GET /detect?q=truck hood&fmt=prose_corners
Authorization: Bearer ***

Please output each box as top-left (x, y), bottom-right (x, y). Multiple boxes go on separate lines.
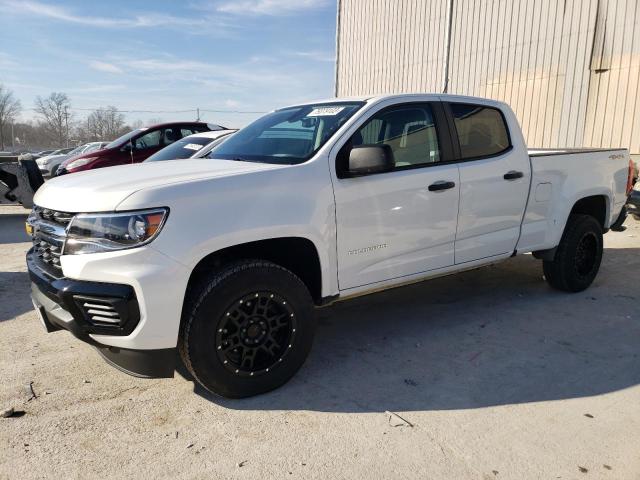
top-left (34, 159), bottom-right (284, 212)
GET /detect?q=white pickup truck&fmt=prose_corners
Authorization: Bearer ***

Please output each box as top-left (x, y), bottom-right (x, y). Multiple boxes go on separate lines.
top-left (27, 94), bottom-right (634, 398)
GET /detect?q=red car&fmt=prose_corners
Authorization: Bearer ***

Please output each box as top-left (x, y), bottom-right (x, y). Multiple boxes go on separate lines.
top-left (57, 121), bottom-right (224, 175)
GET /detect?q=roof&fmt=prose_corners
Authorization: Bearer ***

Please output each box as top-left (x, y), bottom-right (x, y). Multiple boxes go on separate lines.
top-left (279, 93), bottom-right (509, 110)
top-left (143, 121), bottom-right (226, 131)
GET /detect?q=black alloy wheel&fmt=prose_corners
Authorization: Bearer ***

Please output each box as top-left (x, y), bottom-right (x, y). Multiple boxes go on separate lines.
top-left (215, 291), bottom-right (297, 377)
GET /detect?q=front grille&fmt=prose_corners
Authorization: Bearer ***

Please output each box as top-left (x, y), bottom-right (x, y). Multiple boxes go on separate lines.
top-left (38, 207), bottom-right (74, 225)
top-left (35, 237), bottom-right (63, 267)
top-left (29, 206), bottom-right (74, 273)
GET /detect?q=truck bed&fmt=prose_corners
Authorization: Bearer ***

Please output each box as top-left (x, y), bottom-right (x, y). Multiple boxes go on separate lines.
top-left (516, 147), bottom-right (630, 255)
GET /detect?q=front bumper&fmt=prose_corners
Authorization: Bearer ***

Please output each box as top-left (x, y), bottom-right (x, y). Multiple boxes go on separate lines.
top-left (27, 248), bottom-right (175, 378)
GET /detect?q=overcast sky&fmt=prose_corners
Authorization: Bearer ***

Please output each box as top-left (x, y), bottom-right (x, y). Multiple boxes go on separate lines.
top-left (0, 0), bottom-right (337, 128)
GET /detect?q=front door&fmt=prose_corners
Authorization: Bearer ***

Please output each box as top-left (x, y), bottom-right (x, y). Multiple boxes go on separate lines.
top-left (332, 102), bottom-right (460, 291)
top-left (131, 128), bottom-right (165, 163)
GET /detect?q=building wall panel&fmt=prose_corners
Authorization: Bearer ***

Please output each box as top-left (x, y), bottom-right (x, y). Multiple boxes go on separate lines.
top-left (336, 0), bottom-right (640, 154)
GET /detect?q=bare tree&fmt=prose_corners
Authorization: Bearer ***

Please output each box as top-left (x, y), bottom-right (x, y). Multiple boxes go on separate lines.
top-left (0, 84), bottom-right (22, 150)
top-left (34, 92), bottom-right (72, 147)
top-left (86, 106), bottom-right (126, 141)
top-left (130, 119), bottom-right (145, 129)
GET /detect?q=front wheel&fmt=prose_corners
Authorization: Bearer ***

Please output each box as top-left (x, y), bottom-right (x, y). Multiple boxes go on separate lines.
top-left (179, 260), bottom-right (315, 398)
top-left (543, 214), bottom-right (603, 292)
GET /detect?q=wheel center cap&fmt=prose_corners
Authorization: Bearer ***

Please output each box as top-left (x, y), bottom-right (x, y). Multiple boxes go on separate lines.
top-left (247, 324), bottom-right (262, 339)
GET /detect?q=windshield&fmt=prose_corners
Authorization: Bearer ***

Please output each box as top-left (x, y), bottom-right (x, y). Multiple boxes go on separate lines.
top-left (145, 136), bottom-right (216, 162)
top-left (67, 145), bottom-right (86, 155)
top-left (83, 143), bottom-right (104, 154)
top-left (105, 128), bottom-right (145, 149)
top-left (208, 102), bottom-right (364, 164)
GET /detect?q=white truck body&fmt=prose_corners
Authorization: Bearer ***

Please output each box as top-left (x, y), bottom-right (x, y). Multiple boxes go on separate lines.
top-left (27, 94), bottom-right (632, 392)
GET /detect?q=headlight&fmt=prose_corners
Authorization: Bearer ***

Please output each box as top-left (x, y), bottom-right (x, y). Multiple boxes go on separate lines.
top-left (66, 157), bottom-right (97, 170)
top-left (64, 208), bottom-right (168, 255)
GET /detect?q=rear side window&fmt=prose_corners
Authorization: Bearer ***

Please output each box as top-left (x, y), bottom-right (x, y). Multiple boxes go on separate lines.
top-left (450, 104), bottom-right (511, 159)
top-left (181, 127), bottom-right (207, 137)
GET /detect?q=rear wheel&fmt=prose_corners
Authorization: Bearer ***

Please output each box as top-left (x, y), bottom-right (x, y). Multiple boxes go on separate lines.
top-left (179, 260), bottom-right (315, 398)
top-left (543, 214), bottom-right (603, 292)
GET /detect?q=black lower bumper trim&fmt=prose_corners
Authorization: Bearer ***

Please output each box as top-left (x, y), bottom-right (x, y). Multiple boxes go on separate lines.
top-left (96, 346), bottom-right (175, 379)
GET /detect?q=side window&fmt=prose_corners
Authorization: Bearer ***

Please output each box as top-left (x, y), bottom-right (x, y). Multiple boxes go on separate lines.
top-left (162, 128), bottom-right (179, 145)
top-left (450, 104), bottom-right (511, 159)
top-left (181, 128), bottom-right (199, 137)
top-left (349, 104), bottom-right (441, 171)
top-left (134, 130), bottom-right (161, 150)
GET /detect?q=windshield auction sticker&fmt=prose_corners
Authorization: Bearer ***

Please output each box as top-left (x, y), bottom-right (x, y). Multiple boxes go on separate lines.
top-left (183, 143), bottom-right (204, 151)
top-left (308, 106), bottom-right (345, 117)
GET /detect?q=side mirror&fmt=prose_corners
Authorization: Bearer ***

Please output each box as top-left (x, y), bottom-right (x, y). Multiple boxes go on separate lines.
top-left (348, 144), bottom-right (394, 176)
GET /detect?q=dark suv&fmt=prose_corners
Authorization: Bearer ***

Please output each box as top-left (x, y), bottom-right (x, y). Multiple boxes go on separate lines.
top-left (57, 122), bottom-right (224, 175)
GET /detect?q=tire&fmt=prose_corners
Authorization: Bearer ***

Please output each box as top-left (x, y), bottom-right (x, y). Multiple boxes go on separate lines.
top-left (179, 260), bottom-right (315, 398)
top-left (543, 214), bottom-right (603, 292)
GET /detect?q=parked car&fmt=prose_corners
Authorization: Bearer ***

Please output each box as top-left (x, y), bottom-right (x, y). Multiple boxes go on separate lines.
top-left (27, 94), bottom-right (634, 398)
top-left (57, 122), bottom-right (224, 175)
top-left (144, 129), bottom-right (237, 162)
top-left (37, 144), bottom-right (106, 178)
top-left (35, 147), bottom-right (75, 175)
top-left (18, 151), bottom-right (42, 161)
top-left (628, 167), bottom-right (640, 220)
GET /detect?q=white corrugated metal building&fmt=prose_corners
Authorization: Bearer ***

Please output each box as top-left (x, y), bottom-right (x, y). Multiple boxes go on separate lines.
top-left (335, 0), bottom-right (640, 158)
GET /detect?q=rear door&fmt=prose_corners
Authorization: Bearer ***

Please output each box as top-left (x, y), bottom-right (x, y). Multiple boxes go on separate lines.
top-left (332, 101), bottom-right (461, 290)
top-left (444, 101), bottom-right (530, 264)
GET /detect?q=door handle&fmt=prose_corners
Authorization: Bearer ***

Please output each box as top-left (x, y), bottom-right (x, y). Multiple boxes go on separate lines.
top-left (428, 180), bottom-right (456, 192)
top-left (504, 170), bottom-right (524, 180)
